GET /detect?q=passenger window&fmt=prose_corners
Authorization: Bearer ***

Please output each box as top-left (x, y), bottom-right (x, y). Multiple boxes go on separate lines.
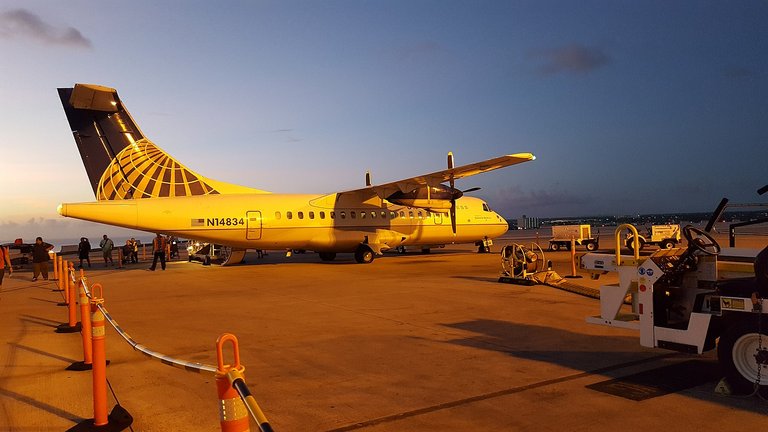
top-left (319, 211), bottom-right (325, 219)
top-left (298, 211), bottom-right (304, 219)
top-left (391, 211), bottom-right (396, 219)
top-left (340, 211), bottom-right (346, 219)
top-left (309, 211), bottom-right (315, 219)
top-left (360, 211), bottom-right (366, 219)
top-left (330, 211), bottom-right (335, 219)
top-left (399, 211), bottom-right (405, 218)
top-left (418, 211), bottom-right (423, 219)
top-left (351, 211), bottom-right (356, 219)
top-left (287, 211), bottom-right (293, 220)
top-left (382, 211), bottom-right (387, 219)
top-left (409, 211), bottom-right (414, 219)
top-left (371, 211), bottom-right (377, 219)
top-left (275, 211), bottom-right (281, 220)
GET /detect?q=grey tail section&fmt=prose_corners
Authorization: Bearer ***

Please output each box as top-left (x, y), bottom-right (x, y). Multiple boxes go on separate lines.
top-left (58, 83), bottom-right (238, 200)
top-left (58, 84), bottom-right (144, 198)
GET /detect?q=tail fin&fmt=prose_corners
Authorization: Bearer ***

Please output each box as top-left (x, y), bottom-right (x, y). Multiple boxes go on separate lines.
top-left (58, 83), bottom-right (268, 200)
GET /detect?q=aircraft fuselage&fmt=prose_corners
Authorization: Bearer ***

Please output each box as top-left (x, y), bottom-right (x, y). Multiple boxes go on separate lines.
top-left (58, 193), bottom-right (508, 252)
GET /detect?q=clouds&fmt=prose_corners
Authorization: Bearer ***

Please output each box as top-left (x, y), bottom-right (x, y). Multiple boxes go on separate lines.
top-left (530, 43), bottom-right (611, 75)
top-left (491, 185), bottom-right (597, 217)
top-left (0, 8), bottom-right (91, 48)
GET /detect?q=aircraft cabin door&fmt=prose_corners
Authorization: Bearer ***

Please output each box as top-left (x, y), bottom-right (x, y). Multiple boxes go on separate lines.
top-left (246, 211), bottom-right (262, 240)
top-left (433, 212), bottom-right (443, 225)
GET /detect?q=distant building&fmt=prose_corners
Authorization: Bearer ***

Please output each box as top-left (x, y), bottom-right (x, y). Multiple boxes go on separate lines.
top-left (517, 215), bottom-right (541, 229)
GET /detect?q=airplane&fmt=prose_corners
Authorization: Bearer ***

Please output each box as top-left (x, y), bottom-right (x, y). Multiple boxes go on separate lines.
top-left (56, 83), bottom-right (535, 264)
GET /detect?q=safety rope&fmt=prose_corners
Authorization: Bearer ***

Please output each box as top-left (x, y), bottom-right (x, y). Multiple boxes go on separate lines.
top-left (79, 276), bottom-right (217, 375)
top-left (73, 271), bottom-right (270, 427)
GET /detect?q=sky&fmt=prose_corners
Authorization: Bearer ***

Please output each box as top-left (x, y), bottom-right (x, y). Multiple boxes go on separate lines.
top-left (0, 1), bottom-right (766, 242)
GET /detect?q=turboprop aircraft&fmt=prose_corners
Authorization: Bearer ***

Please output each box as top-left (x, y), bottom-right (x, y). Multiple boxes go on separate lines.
top-left (57, 83), bottom-right (535, 264)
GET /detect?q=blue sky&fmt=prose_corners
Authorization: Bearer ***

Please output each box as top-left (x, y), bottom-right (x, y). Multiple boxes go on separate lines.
top-left (1, 1), bottom-right (766, 241)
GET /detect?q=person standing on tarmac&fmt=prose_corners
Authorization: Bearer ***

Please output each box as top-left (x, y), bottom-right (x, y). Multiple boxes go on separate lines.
top-left (0, 244), bottom-right (13, 286)
top-left (148, 233), bottom-right (167, 271)
top-left (78, 237), bottom-right (91, 269)
top-left (129, 238), bottom-right (139, 263)
top-left (100, 234), bottom-right (114, 267)
top-left (31, 237), bottom-right (53, 281)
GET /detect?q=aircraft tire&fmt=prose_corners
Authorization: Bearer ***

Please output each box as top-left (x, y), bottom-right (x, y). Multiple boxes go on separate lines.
top-left (354, 246), bottom-right (374, 264)
top-left (319, 252), bottom-right (336, 261)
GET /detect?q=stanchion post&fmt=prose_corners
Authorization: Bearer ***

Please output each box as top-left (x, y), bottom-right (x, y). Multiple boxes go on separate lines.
top-left (68, 272), bottom-right (93, 371)
top-left (91, 285), bottom-right (109, 426)
top-left (56, 262), bottom-right (81, 333)
top-left (64, 260), bottom-right (71, 304)
top-left (68, 262), bottom-right (78, 326)
top-left (216, 334), bottom-right (250, 432)
top-left (58, 257), bottom-right (66, 290)
top-left (117, 249), bottom-right (123, 269)
top-left (142, 244), bottom-right (146, 261)
top-left (53, 252), bottom-right (58, 280)
top-left (564, 237), bottom-right (583, 279)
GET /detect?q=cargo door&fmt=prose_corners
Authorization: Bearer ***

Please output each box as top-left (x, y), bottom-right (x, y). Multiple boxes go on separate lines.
top-left (246, 211), bottom-right (262, 240)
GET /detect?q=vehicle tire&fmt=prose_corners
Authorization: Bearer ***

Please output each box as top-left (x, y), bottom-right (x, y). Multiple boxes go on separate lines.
top-left (203, 255), bottom-right (211, 266)
top-left (318, 252), bottom-right (336, 261)
top-left (662, 240), bottom-right (676, 249)
top-left (422, 247), bottom-right (431, 254)
top-left (188, 255), bottom-right (192, 262)
top-left (627, 239), bottom-right (645, 253)
top-left (550, 243), bottom-right (559, 252)
top-left (354, 246), bottom-right (374, 264)
top-left (718, 318), bottom-right (768, 394)
top-left (585, 242), bottom-right (597, 252)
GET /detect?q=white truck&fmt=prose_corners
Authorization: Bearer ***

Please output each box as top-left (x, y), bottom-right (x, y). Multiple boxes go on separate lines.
top-left (626, 224), bottom-right (681, 252)
top-left (581, 218), bottom-right (768, 394)
top-left (549, 224), bottom-right (598, 251)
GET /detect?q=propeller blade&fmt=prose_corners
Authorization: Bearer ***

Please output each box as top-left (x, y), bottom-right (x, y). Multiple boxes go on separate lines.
top-left (462, 187), bottom-right (481, 193)
top-left (450, 199), bottom-right (457, 234)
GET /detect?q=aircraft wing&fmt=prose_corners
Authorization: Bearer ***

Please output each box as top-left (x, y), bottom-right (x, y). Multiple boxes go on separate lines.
top-left (339, 152), bottom-right (535, 200)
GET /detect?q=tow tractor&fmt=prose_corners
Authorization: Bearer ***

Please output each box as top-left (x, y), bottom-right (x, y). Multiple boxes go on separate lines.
top-left (625, 223), bottom-right (681, 252)
top-left (580, 195), bottom-right (768, 394)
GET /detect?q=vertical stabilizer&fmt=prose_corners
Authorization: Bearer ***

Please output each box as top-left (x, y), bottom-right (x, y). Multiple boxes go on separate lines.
top-left (58, 83), bottom-right (268, 200)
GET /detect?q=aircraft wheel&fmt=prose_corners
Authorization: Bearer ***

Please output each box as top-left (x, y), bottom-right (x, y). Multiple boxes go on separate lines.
top-left (319, 252), bottom-right (336, 261)
top-left (550, 243), bottom-right (559, 251)
top-left (585, 242), bottom-right (597, 252)
top-left (662, 240), bottom-right (676, 249)
top-left (354, 246), bottom-right (374, 264)
top-left (718, 318), bottom-right (768, 394)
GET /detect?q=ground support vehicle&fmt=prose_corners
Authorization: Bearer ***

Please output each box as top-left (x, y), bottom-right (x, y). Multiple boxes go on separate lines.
top-left (549, 224), bottom-right (598, 251)
top-left (626, 224), bottom-right (681, 252)
top-left (581, 223), bottom-right (768, 393)
top-left (187, 242), bottom-right (245, 266)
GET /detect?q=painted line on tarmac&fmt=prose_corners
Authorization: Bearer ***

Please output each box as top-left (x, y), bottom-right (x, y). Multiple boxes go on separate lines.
top-left (326, 352), bottom-right (677, 432)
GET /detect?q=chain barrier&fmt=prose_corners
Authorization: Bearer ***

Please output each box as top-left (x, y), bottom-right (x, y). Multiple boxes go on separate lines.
top-left (70, 270), bottom-right (273, 429)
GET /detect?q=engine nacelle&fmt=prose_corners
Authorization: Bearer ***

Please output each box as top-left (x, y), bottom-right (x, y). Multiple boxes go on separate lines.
top-left (386, 185), bottom-right (460, 210)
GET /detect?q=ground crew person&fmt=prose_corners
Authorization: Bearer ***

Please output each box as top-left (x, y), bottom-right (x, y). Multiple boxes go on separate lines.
top-left (31, 237), bottom-right (54, 281)
top-left (0, 245), bottom-right (12, 286)
top-left (148, 233), bottom-right (167, 271)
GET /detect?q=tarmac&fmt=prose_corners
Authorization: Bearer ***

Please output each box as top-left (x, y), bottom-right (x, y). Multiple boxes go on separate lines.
top-left (1, 230), bottom-right (768, 431)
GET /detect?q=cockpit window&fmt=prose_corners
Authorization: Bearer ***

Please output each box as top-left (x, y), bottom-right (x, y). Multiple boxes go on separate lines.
top-left (482, 203), bottom-right (491, 212)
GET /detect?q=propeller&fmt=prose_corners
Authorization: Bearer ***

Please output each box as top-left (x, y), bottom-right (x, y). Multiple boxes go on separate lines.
top-left (448, 152), bottom-right (457, 234)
